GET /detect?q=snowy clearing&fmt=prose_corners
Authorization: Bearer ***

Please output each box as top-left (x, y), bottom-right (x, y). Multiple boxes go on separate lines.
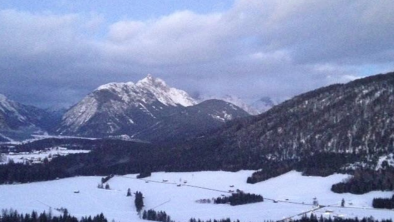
top-left (0, 147), bottom-right (90, 165)
top-left (0, 171), bottom-right (392, 222)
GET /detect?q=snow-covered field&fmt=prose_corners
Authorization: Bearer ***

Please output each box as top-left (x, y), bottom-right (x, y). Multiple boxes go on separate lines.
top-left (0, 134), bottom-right (99, 145)
top-left (0, 147), bottom-right (90, 164)
top-left (0, 171), bottom-right (392, 222)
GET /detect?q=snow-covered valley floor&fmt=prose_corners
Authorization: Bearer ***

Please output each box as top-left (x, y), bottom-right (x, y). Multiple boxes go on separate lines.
top-left (0, 147), bottom-right (90, 165)
top-left (0, 171), bottom-right (392, 222)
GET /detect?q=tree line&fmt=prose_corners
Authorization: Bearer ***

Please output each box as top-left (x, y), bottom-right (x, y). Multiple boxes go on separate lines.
top-left (142, 210), bottom-right (173, 222)
top-left (214, 192), bottom-right (263, 206)
top-left (0, 136), bottom-right (390, 198)
top-left (291, 214), bottom-right (393, 222)
top-left (372, 195), bottom-right (394, 209)
top-left (331, 169), bottom-right (394, 194)
top-left (0, 209), bottom-right (107, 222)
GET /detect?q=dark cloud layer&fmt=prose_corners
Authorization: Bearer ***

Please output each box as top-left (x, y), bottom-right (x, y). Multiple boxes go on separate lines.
top-left (1, 0), bottom-right (394, 108)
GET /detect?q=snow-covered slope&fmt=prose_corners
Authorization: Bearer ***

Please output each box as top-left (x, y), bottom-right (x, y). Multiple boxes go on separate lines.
top-left (136, 74), bottom-right (196, 107)
top-left (58, 75), bottom-right (248, 140)
top-left (0, 171), bottom-right (391, 222)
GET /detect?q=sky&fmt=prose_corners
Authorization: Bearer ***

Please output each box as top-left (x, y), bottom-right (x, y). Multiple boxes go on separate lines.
top-left (0, 0), bottom-right (393, 108)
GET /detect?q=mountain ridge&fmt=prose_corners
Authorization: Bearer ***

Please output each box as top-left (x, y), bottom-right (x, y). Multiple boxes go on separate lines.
top-left (57, 75), bottom-right (250, 141)
top-left (209, 71), bottom-right (394, 162)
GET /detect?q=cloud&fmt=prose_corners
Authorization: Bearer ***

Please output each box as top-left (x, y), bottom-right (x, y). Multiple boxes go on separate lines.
top-left (0, 0), bottom-right (393, 108)
top-left (104, 11), bottom-right (227, 65)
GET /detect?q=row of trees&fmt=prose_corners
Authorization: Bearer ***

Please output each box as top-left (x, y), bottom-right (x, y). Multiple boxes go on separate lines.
top-left (0, 209), bottom-right (107, 222)
top-left (292, 214), bottom-right (393, 222)
top-left (246, 161), bottom-right (293, 184)
top-left (189, 214), bottom-right (394, 222)
top-left (372, 195), bottom-right (394, 209)
top-left (142, 210), bottom-right (173, 222)
top-left (331, 169), bottom-right (394, 194)
top-left (189, 219), bottom-right (239, 222)
top-left (214, 192), bottom-right (263, 206)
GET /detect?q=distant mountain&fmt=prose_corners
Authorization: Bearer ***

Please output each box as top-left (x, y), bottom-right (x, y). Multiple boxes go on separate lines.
top-left (250, 96), bottom-right (276, 113)
top-left (216, 95), bottom-right (259, 115)
top-left (201, 95), bottom-right (276, 115)
top-left (0, 94), bottom-right (52, 131)
top-left (58, 75), bottom-right (250, 141)
top-left (0, 94), bottom-right (61, 141)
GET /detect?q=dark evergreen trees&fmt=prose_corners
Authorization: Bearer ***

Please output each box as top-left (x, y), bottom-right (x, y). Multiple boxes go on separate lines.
top-left (372, 195), bottom-right (394, 209)
top-left (142, 210), bottom-right (173, 222)
top-left (214, 192), bottom-right (263, 206)
top-left (332, 169), bottom-right (394, 194)
top-left (127, 188), bottom-right (132, 196)
top-left (247, 161), bottom-right (294, 184)
top-left (135, 191), bottom-right (144, 213)
top-left (0, 209), bottom-right (108, 222)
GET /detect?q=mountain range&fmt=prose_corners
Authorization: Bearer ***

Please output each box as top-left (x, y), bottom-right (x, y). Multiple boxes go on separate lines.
top-left (5, 70), bottom-right (394, 167)
top-left (2, 71), bottom-right (394, 185)
top-left (0, 75), bottom-right (250, 142)
top-left (95, 71), bottom-right (394, 175)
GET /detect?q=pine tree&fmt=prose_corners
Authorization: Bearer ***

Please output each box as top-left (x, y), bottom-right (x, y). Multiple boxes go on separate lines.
top-left (135, 191), bottom-right (144, 213)
top-left (127, 188), bottom-right (132, 197)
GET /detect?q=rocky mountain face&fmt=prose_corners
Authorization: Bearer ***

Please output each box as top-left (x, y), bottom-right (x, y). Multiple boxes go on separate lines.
top-left (0, 94), bottom-right (60, 141)
top-left (211, 72), bottom-right (394, 162)
top-left (58, 75), bottom-right (249, 141)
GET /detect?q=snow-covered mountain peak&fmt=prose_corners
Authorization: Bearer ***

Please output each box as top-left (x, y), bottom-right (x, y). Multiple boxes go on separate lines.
top-left (137, 74), bottom-right (167, 88)
top-left (96, 82), bottom-right (135, 91)
top-left (59, 75), bottom-right (198, 135)
top-left (136, 74), bottom-right (196, 107)
top-left (93, 75), bottom-right (196, 107)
